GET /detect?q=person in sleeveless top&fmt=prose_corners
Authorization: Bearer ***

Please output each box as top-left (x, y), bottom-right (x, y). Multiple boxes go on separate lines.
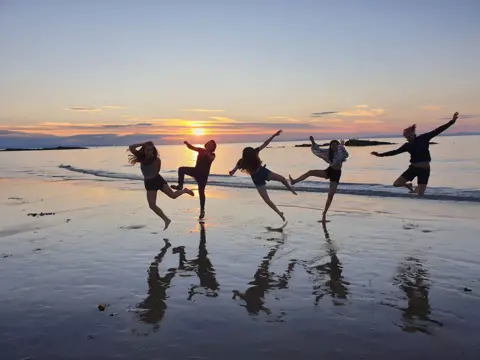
top-left (289, 137), bottom-right (349, 223)
top-left (128, 141), bottom-right (194, 230)
top-left (371, 112), bottom-right (459, 196)
top-left (229, 130), bottom-right (297, 223)
top-left (171, 140), bottom-right (216, 220)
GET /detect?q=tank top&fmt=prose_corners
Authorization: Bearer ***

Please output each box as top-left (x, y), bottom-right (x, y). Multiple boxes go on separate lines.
top-left (140, 159), bottom-right (159, 179)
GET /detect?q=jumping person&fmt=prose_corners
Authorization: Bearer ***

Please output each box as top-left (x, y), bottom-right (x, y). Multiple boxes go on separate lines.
top-left (229, 130), bottom-right (297, 222)
top-left (171, 140), bottom-right (216, 220)
top-left (289, 137), bottom-right (349, 223)
top-left (128, 141), bottom-right (194, 230)
top-left (371, 112), bottom-right (459, 196)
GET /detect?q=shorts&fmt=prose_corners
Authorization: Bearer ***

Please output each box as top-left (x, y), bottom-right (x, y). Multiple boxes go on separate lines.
top-left (401, 165), bottom-right (430, 185)
top-left (144, 174), bottom-right (167, 191)
top-left (325, 166), bottom-right (342, 183)
top-left (251, 166), bottom-right (271, 187)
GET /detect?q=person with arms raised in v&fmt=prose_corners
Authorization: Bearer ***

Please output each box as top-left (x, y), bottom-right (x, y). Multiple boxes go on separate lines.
top-left (229, 130), bottom-right (297, 223)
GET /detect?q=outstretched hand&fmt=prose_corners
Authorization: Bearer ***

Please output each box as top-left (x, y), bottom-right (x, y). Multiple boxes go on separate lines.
top-left (274, 130), bottom-right (283, 137)
top-left (371, 151), bottom-right (380, 157)
top-left (228, 170), bottom-right (235, 176)
top-left (452, 112), bottom-right (459, 123)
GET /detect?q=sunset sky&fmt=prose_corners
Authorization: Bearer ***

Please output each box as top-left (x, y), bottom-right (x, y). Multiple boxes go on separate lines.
top-left (1, 1), bottom-right (479, 147)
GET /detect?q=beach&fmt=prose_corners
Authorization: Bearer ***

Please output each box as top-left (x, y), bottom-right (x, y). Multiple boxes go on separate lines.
top-left (1, 138), bottom-right (480, 359)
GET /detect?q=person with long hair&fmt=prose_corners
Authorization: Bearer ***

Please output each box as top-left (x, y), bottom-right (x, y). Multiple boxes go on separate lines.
top-left (128, 141), bottom-right (194, 230)
top-left (289, 136), bottom-right (349, 223)
top-left (228, 130), bottom-right (297, 222)
top-left (371, 112), bottom-right (459, 196)
top-left (171, 140), bottom-right (216, 220)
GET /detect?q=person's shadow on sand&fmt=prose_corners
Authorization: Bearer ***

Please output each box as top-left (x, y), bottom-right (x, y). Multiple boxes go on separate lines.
top-left (232, 234), bottom-right (296, 315)
top-left (135, 239), bottom-right (176, 331)
top-left (172, 222), bottom-right (220, 300)
top-left (301, 222), bottom-right (349, 306)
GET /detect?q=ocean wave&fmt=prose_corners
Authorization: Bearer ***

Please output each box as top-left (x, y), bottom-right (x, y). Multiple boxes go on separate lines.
top-left (59, 164), bottom-right (480, 203)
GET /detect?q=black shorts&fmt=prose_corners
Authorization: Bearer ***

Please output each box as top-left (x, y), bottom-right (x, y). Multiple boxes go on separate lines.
top-left (401, 165), bottom-right (430, 185)
top-left (144, 174), bottom-right (167, 191)
top-left (251, 166), bottom-right (271, 187)
top-left (325, 166), bottom-right (342, 183)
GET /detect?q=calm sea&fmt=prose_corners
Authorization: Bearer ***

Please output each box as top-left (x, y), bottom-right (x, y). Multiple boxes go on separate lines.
top-left (1, 135), bottom-right (480, 202)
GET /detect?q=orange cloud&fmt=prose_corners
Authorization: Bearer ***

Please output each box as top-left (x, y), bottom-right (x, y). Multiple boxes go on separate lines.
top-left (338, 107), bottom-right (386, 117)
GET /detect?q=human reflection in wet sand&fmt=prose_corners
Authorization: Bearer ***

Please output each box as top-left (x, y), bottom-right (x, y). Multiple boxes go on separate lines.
top-left (302, 222), bottom-right (349, 306)
top-left (172, 222), bottom-right (220, 300)
top-left (392, 256), bottom-right (442, 333)
top-left (136, 239), bottom-right (176, 331)
top-left (232, 235), bottom-right (296, 315)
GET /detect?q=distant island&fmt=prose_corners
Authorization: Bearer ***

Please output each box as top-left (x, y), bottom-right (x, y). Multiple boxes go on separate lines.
top-left (294, 139), bottom-right (437, 147)
top-left (1, 146), bottom-right (88, 152)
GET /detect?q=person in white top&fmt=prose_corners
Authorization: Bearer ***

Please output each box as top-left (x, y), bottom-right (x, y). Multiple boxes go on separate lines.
top-left (289, 136), bottom-right (349, 223)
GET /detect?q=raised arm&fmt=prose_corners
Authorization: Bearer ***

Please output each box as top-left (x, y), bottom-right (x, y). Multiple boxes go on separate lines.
top-left (371, 143), bottom-right (408, 158)
top-left (421, 112), bottom-right (459, 140)
top-left (128, 142), bottom-right (147, 155)
top-left (184, 141), bottom-right (202, 152)
top-left (257, 130), bottom-right (283, 152)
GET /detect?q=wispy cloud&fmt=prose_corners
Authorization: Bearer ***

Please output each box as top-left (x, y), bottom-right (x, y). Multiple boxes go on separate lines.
top-left (355, 104), bottom-right (369, 109)
top-left (209, 116), bottom-right (238, 123)
top-left (266, 116), bottom-right (301, 123)
top-left (338, 106), bottom-right (386, 117)
top-left (421, 104), bottom-right (444, 111)
top-left (103, 105), bottom-right (127, 109)
top-left (67, 107), bottom-right (102, 112)
top-left (310, 111), bottom-right (338, 117)
top-left (354, 119), bottom-right (383, 124)
top-left (182, 108), bottom-right (224, 113)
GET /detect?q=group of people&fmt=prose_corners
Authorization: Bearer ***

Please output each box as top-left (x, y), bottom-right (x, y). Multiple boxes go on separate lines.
top-left (128, 112), bottom-right (459, 230)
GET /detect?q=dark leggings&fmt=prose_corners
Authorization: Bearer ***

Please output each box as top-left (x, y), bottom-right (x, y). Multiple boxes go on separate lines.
top-left (177, 167), bottom-right (208, 210)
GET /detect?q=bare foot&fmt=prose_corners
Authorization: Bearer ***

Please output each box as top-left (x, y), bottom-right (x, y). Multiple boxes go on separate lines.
top-left (289, 175), bottom-right (296, 185)
top-left (163, 218), bottom-right (172, 231)
top-left (184, 188), bottom-right (194, 196)
top-left (279, 212), bottom-right (286, 222)
top-left (290, 188), bottom-right (298, 196)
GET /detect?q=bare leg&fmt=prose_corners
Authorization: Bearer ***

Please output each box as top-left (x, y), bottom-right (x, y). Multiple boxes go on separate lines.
top-left (146, 190), bottom-right (172, 230)
top-left (417, 184), bottom-right (427, 196)
top-left (267, 171), bottom-right (297, 195)
top-left (256, 186), bottom-right (285, 222)
top-left (321, 182), bottom-right (338, 223)
top-left (393, 176), bottom-right (414, 192)
top-left (289, 170), bottom-right (326, 185)
top-left (161, 183), bottom-right (194, 198)
top-left (198, 181), bottom-right (206, 219)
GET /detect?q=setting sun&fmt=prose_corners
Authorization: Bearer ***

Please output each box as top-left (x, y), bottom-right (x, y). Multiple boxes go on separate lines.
top-left (192, 128), bottom-right (206, 136)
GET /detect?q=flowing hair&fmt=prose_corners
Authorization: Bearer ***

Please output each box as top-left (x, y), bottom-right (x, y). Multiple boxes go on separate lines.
top-left (128, 141), bottom-right (159, 165)
top-left (328, 140), bottom-right (340, 163)
top-left (237, 147), bottom-right (262, 174)
top-left (403, 124), bottom-right (416, 138)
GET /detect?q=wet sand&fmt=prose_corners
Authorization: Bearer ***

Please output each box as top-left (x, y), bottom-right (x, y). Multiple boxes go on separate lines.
top-left (1, 178), bottom-right (480, 359)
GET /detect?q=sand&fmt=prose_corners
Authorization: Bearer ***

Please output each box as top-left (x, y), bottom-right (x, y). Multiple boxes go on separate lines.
top-left (1, 178), bottom-right (480, 359)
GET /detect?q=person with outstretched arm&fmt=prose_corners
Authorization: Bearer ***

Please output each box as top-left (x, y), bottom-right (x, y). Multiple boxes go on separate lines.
top-left (289, 136), bottom-right (349, 223)
top-left (171, 140), bottom-right (216, 220)
top-left (229, 130), bottom-right (297, 223)
top-left (371, 112), bottom-right (459, 196)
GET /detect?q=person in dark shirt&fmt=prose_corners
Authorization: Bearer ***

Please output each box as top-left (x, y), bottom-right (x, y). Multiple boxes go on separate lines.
top-left (229, 130), bottom-right (297, 223)
top-left (371, 112), bottom-right (459, 196)
top-left (171, 140), bottom-right (216, 219)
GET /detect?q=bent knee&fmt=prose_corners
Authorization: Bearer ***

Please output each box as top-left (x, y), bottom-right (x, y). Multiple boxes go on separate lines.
top-left (148, 202), bottom-right (156, 209)
top-left (393, 180), bottom-right (404, 187)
